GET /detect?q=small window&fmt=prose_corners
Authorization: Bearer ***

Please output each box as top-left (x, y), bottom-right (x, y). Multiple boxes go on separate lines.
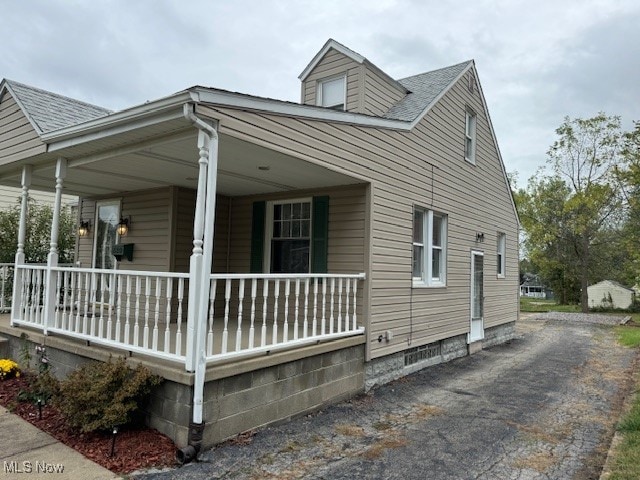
top-left (267, 199), bottom-right (312, 273)
top-left (497, 232), bottom-right (506, 277)
top-left (465, 109), bottom-right (476, 164)
top-left (317, 76), bottom-right (346, 110)
top-left (413, 208), bottom-right (447, 287)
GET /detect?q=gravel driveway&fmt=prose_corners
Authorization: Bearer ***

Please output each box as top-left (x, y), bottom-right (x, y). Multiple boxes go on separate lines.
top-left (134, 315), bottom-right (637, 480)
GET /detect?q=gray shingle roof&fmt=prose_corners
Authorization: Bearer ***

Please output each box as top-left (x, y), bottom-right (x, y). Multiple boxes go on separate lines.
top-left (4, 80), bottom-right (112, 134)
top-left (384, 61), bottom-right (472, 122)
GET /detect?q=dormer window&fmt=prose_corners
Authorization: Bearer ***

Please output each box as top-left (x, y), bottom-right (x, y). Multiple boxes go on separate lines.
top-left (317, 75), bottom-right (346, 110)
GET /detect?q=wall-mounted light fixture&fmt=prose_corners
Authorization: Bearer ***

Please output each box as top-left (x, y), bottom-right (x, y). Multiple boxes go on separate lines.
top-left (78, 220), bottom-right (90, 237)
top-left (116, 217), bottom-right (130, 236)
top-left (475, 232), bottom-right (485, 243)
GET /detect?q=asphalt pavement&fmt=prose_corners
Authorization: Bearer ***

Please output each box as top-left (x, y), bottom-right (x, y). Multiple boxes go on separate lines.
top-left (132, 315), bottom-right (638, 480)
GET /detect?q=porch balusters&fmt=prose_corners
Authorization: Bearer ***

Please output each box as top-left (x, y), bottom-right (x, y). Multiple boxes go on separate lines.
top-left (164, 277), bottom-right (173, 354)
top-left (248, 279), bottom-right (257, 349)
top-left (222, 279), bottom-right (231, 354)
top-left (206, 280), bottom-right (216, 356)
top-left (272, 280), bottom-right (280, 345)
top-left (236, 279), bottom-right (244, 352)
top-left (283, 280), bottom-right (290, 342)
top-left (293, 279), bottom-right (300, 340)
top-left (303, 278), bottom-right (310, 338)
top-left (261, 280), bottom-right (269, 347)
top-left (153, 277), bottom-right (161, 351)
top-left (329, 278), bottom-right (335, 334)
top-left (175, 278), bottom-right (184, 357)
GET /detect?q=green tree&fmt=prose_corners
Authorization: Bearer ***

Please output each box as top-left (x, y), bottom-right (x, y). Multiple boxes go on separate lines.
top-left (516, 175), bottom-right (581, 304)
top-left (518, 114), bottom-right (627, 311)
top-left (0, 198), bottom-right (76, 264)
top-left (618, 120), bottom-right (640, 287)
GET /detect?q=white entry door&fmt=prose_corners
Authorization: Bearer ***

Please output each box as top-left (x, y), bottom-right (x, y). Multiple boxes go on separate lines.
top-left (469, 251), bottom-right (484, 342)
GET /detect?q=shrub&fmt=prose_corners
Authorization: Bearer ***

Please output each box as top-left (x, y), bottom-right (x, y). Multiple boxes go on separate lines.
top-left (0, 358), bottom-right (20, 380)
top-left (56, 356), bottom-right (161, 433)
top-left (17, 344), bottom-right (60, 404)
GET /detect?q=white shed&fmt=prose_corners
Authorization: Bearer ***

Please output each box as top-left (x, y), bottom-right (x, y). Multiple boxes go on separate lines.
top-left (588, 280), bottom-right (636, 310)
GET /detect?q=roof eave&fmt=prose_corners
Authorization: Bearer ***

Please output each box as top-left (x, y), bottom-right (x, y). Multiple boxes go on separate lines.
top-left (193, 87), bottom-right (410, 130)
top-left (42, 91), bottom-right (197, 150)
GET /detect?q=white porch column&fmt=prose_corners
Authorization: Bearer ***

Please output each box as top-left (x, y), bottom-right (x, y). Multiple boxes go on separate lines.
top-left (10, 165), bottom-right (32, 325)
top-left (192, 125), bottom-right (218, 424)
top-left (43, 158), bottom-right (67, 334)
top-left (185, 129), bottom-right (211, 372)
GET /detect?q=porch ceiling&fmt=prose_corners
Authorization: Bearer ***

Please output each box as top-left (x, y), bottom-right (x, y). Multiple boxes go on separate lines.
top-left (0, 130), bottom-right (361, 197)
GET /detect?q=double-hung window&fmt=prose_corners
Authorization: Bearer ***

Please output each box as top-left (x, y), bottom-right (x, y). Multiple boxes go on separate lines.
top-left (497, 232), bottom-right (506, 278)
top-left (317, 75), bottom-right (346, 111)
top-left (465, 108), bottom-right (476, 164)
top-left (250, 196), bottom-right (329, 274)
top-left (413, 208), bottom-right (447, 287)
top-left (269, 200), bottom-right (311, 273)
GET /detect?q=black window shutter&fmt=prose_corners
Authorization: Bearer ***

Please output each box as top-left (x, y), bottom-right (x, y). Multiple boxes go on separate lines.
top-left (311, 196), bottom-right (329, 273)
top-left (250, 201), bottom-right (266, 273)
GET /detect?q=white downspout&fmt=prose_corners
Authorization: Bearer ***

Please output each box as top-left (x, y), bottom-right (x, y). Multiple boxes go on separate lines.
top-left (183, 103), bottom-right (219, 432)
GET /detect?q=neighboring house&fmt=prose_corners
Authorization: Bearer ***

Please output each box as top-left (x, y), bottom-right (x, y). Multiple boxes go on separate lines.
top-left (0, 186), bottom-right (77, 210)
top-left (0, 39), bottom-right (519, 450)
top-left (520, 274), bottom-right (552, 299)
top-left (588, 280), bottom-right (636, 310)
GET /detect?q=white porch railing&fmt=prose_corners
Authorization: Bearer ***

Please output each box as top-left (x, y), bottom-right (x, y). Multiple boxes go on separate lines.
top-left (10, 265), bottom-right (365, 368)
top-left (204, 273), bottom-right (365, 363)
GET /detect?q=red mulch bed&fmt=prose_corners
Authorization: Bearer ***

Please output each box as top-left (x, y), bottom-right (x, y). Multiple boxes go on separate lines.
top-left (0, 375), bottom-right (177, 474)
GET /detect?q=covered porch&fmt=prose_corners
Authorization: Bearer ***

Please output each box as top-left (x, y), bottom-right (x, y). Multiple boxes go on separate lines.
top-left (0, 97), bottom-right (369, 445)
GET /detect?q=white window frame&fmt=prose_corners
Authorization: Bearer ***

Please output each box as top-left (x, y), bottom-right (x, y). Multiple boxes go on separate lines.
top-left (412, 208), bottom-right (447, 288)
top-left (497, 232), bottom-right (506, 278)
top-left (316, 74), bottom-right (347, 111)
top-left (465, 108), bottom-right (477, 164)
top-left (264, 197), bottom-right (313, 273)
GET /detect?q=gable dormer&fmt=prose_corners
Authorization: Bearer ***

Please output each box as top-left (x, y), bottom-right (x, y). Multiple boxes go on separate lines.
top-left (299, 39), bottom-right (407, 116)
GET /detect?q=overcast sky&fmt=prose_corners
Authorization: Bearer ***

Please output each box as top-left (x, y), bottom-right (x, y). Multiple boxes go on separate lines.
top-left (2, 0), bottom-right (638, 186)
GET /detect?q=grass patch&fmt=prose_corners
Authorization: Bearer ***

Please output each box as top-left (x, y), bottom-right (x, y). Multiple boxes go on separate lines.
top-left (615, 326), bottom-right (640, 348)
top-left (520, 297), bottom-right (580, 313)
top-left (606, 330), bottom-right (640, 479)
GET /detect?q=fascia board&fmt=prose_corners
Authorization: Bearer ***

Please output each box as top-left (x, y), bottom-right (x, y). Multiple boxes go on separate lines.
top-left (469, 62), bottom-right (521, 227)
top-left (194, 88), bottom-right (410, 130)
top-left (42, 91), bottom-right (196, 145)
top-left (299, 39), bottom-right (365, 81)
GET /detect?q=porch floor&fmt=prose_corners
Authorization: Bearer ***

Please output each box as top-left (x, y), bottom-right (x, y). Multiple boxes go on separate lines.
top-left (0, 313), bottom-right (365, 382)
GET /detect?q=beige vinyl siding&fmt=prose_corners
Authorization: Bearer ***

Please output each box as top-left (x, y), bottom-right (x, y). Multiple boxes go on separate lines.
top-left (302, 49), bottom-right (361, 113)
top-left (172, 187), bottom-right (196, 273)
top-left (76, 188), bottom-right (171, 271)
top-left (0, 93), bottom-right (46, 165)
top-left (226, 184), bottom-right (367, 274)
top-left (197, 67), bottom-right (518, 360)
top-left (76, 199), bottom-right (95, 267)
top-left (362, 66), bottom-right (406, 117)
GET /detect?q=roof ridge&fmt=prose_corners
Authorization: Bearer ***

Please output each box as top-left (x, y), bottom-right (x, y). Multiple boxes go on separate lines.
top-left (397, 60), bottom-right (473, 83)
